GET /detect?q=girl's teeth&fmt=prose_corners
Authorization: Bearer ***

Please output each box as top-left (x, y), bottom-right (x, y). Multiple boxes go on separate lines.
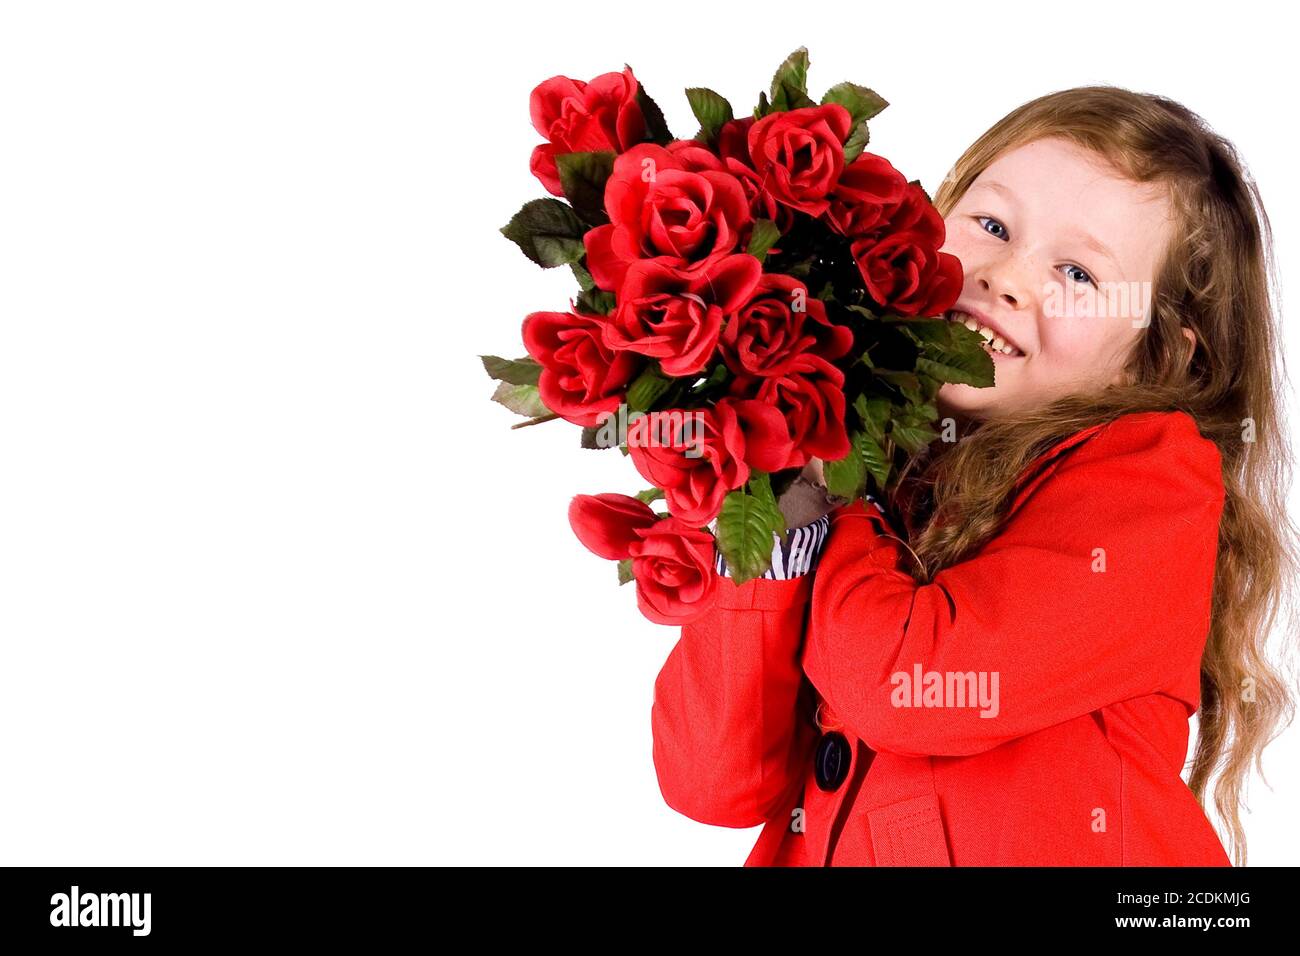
top-left (946, 310), bottom-right (1022, 356)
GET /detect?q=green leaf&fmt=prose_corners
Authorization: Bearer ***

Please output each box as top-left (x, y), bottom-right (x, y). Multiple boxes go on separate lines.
top-left (716, 484), bottom-right (784, 585)
top-left (480, 354), bottom-right (541, 387)
top-left (916, 353), bottom-right (994, 388)
top-left (854, 394), bottom-right (891, 442)
top-left (875, 369), bottom-right (922, 404)
top-left (821, 82), bottom-right (888, 127)
top-left (883, 315), bottom-right (953, 345)
top-left (570, 260), bottom-right (595, 291)
top-left (857, 428), bottom-right (892, 488)
top-left (783, 256), bottom-right (815, 280)
top-left (753, 90), bottom-right (772, 120)
top-left (748, 469), bottom-right (778, 508)
top-left (626, 365), bottom-right (674, 413)
top-left (843, 121), bottom-right (870, 163)
top-left (500, 198), bottom-right (587, 268)
top-left (574, 287), bottom-right (617, 316)
top-left (891, 421), bottom-right (938, 456)
top-left (617, 558), bottom-right (634, 586)
top-left (555, 151), bottom-right (615, 226)
top-left (746, 219), bottom-right (782, 262)
top-left (685, 87), bottom-right (734, 145)
top-left (823, 439), bottom-right (865, 501)
top-left (635, 487), bottom-right (665, 504)
top-left (632, 75), bottom-right (674, 145)
top-left (897, 400), bottom-right (939, 427)
top-left (768, 47), bottom-right (816, 112)
top-left (919, 320), bottom-right (995, 387)
top-left (490, 381), bottom-right (550, 418)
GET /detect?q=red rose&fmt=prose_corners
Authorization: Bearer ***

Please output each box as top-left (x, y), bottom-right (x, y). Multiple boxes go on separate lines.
top-left (719, 273), bottom-right (854, 377)
top-left (851, 233), bottom-right (963, 318)
top-left (715, 117), bottom-right (796, 234)
top-left (627, 405), bottom-right (744, 526)
top-left (627, 516), bottom-right (718, 625)
top-left (728, 354), bottom-right (850, 469)
top-left (848, 182), bottom-right (962, 317)
top-left (529, 67), bottom-right (647, 197)
top-left (880, 179), bottom-right (945, 238)
top-left (603, 254), bottom-right (761, 377)
top-left (824, 152), bottom-right (909, 236)
top-left (663, 138), bottom-right (727, 170)
top-left (568, 493), bottom-right (658, 559)
top-left (521, 310), bottom-right (643, 427)
top-left (746, 104), bottom-right (853, 217)
top-left (626, 400), bottom-right (793, 526)
top-left (583, 143), bottom-right (753, 293)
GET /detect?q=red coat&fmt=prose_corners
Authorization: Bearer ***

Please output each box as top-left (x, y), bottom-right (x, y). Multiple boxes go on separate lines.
top-left (651, 410), bottom-right (1232, 865)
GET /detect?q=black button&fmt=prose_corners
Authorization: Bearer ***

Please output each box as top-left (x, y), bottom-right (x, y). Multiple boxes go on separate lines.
top-left (814, 731), bottom-right (851, 791)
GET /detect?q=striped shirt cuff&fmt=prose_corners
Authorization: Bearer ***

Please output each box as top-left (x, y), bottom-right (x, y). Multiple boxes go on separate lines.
top-left (710, 494), bottom-right (883, 580)
top-left (713, 513), bottom-right (831, 580)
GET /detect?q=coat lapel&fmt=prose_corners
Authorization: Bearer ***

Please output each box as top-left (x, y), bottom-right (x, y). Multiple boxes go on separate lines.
top-left (1007, 422), bottom-right (1110, 515)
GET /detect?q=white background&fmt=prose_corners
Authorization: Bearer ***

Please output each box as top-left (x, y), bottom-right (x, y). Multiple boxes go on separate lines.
top-left (1, 1), bottom-right (1296, 865)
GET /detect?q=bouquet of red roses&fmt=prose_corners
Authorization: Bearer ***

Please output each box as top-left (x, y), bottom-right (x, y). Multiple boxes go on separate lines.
top-left (481, 48), bottom-right (992, 625)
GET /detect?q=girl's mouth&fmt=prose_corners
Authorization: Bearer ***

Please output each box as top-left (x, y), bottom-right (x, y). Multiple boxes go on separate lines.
top-left (945, 310), bottom-right (1025, 357)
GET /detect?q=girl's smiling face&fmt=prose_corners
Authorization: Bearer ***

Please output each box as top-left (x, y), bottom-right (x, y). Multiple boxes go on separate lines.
top-left (936, 136), bottom-right (1178, 422)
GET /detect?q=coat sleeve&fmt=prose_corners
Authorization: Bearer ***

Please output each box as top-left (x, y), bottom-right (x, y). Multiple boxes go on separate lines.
top-left (801, 412), bottom-right (1225, 758)
top-left (650, 566), bottom-right (821, 829)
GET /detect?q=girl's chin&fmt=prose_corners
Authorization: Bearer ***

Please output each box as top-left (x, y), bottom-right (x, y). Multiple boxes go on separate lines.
top-left (937, 382), bottom-right (1003, 423)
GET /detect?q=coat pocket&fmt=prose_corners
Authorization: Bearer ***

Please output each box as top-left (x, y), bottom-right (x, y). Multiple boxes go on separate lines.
top-left (867, 793), bottom-right (953, 866)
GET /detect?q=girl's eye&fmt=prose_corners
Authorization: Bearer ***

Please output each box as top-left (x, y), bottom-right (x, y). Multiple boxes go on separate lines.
top-left (1061, 263), bottom-right (1097, 287)
top-left (977, 215), bottom-right (1098, 288)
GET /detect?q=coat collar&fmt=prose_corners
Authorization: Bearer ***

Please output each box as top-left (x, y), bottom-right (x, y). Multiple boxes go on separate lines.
top-left (848, 421), bottom-right (1115, 536)
top-left (1007, 421), bottom-right (1111, 513)
top-left (1019, 421), bottom-right (1110, 477)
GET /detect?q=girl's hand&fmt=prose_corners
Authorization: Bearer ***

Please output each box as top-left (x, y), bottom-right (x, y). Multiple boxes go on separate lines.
top-left (776, 457), bottom-right (845, 529)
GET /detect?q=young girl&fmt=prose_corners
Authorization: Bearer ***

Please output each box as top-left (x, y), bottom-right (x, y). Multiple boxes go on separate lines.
top-left (651, 86), bottom-right (1297, 866)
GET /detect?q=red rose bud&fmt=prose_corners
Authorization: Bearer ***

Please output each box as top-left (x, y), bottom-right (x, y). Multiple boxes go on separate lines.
top-left (627, 516), bottom-right (719, 625)
top-left (521, 310), bottom-right (642, 427)
top-left (881, 181), bottom-right (946, 239)
top-left (728, 354), bottom-right (850, 469)
top-left (719, 273), bottom-right (854, 377)
top-left (528, 67), bottom-right (646, 197)
top-left (582, 143), bottom-right (753, 293)
top-left (719, 398), bottom-right (797, 473)
top-left (714, 117), bottom-right (797, 235)
top-left (627, 405), bottom-right (748, 527)
top-left (848, 182), bottom-right (962, 316)
top-left (568, 493), bottom-right (659, 561)
top-left (746, 104), bottom-right (853, 217)
top-left (603, 254), bottom-right (761, 377)
top-left (851, 233), bottom-right (964, 318)
top-left (824, 152), bottom-right (910, 237)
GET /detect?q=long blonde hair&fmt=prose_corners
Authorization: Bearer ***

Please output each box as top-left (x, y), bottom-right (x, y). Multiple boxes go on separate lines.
top-left (883, 86), bottom-right (1296, 866)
